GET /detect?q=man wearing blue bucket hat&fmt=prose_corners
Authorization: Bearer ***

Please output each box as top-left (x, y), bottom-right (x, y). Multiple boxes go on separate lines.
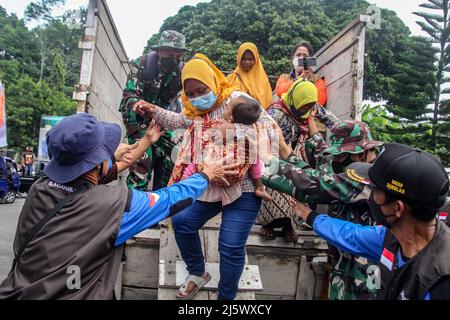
top-left (0, 113), bottom-right (234, 300)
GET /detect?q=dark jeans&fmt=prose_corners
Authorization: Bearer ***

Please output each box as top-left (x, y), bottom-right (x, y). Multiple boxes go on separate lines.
top-left (172, 193), bottom-right (262, 300)
top-left (25, 164), bottom-right (33, 176)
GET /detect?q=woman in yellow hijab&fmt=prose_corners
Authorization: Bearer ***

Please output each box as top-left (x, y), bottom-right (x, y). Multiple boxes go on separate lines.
top-left (181, 53), bottom-right (236, 119)
top-left (226, 42), bottom-right (273, 109)
top-left (258, 78), bottom-right (339, 243)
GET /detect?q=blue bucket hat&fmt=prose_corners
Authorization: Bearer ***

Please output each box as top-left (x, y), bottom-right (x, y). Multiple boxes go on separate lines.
top-left (44, 113), bottom-right (122, 184)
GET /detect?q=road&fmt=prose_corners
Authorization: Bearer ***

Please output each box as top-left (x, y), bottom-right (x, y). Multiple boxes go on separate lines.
top-left (0, 198), bottom-right (24, 282)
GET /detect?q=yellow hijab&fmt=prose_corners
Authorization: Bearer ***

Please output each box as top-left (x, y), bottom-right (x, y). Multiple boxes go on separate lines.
top-left (281, 79), bottom-right (318, 119)
top-left (182, 53), bottom-right (237, 119)
top-left (226, 42), bottom-right (273, 109)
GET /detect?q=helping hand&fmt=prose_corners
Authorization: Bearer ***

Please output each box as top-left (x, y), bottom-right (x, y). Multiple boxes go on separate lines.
top-left (201, 163), bottom-right (240, 187)
top-left (133, 100), bottom-right (156, 119)
top-left (114, 142), bottom-right (139, 162)
top-left (290, 198), bottom-right (313, 221)
top-left (145, 121), bottom-right (166, 144)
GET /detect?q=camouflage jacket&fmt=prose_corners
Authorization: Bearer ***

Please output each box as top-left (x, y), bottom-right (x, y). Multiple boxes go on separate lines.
top-left (118, 53), bottom-right (182, 190)
top-left (262, 135), bottom-right (378, 300)
top-left (119, 53), bottom-right (182, 141)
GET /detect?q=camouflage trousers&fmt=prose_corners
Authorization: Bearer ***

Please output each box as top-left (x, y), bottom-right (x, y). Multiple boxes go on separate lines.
top-left (127, 131), bottom-right (175, 191)
top-left (328, 246), bottom-right (378, 300)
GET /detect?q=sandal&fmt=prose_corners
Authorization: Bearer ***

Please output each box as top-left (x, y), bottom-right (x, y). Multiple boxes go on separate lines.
top-left (283, 227), bottom-right (299, 243)
top-left (259, 226), bottom-right (276, 240)
top-left (175, 273), bottom-right (211, 300)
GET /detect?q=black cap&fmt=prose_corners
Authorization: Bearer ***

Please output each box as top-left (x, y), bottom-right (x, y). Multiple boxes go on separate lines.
top-left (368, 143), bottom-right (449, 208)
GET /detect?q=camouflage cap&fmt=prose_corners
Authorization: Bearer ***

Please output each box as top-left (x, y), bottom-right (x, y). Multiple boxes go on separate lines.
top-left (151, 30), bottom-right (189, 52)
top-left (325, 120), bottom-right (384, 155)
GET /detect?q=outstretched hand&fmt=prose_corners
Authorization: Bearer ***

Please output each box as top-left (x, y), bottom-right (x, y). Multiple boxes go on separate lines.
top-left (133, 100), bottom-right (156, 119)
top-left (145, 121), bottom-right (166, 144)
top-left (114, 142), bottom-right (139, 162)
top-left (290, 198), bottom-right (313, 221)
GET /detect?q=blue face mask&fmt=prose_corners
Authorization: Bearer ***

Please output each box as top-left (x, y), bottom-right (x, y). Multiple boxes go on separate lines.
top-left (189, 91), bottom-right (217, 111)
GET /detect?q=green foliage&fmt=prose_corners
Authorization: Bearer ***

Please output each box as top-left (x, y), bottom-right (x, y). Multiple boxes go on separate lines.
top-left (413, 0), bottom-right (450, 164)
top-left (49, 50), bottom-right (65, 91)
top-left (0, 7), bottom-right (41, 80)
top-left (145, 0), bottom-right (337, 77)
top-left (24, 0), bottom-right (66, 23)
top-left (385, 36), bottom-right (437, 121)
top-left (0, 3), bottom-right (82, 152)
top-left (5, 76), bottom-right (76, 151)
top-left (363, 104), bottom-right (450, 165)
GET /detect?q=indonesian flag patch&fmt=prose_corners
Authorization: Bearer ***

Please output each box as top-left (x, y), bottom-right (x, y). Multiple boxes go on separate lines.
top-left (147, 192), bottom-right (160, 208)
top-left (380, 248), bottom-right (395, 271)
top-left (438, 212), bottom-right (448, 221)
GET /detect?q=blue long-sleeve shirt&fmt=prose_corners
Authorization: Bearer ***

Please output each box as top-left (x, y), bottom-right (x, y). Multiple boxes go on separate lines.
top-left (310, 213), bottom-right (386, 262)
top-left (114, 173), bottom-right (209, 246)
top-left (307, 212), bottom-right (450, 300)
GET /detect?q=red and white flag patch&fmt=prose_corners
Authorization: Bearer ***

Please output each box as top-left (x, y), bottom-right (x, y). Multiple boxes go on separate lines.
top-left (438, 212), bottom-right (448, 221)
top-left (147, 192), bottom-right (160, 208)
top-left (380, 248), bottom-right (395, 271)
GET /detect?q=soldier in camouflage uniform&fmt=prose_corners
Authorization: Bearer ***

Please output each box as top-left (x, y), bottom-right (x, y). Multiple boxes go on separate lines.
top-left (262, 120), bottom-right (384, 300)
top-left (120, 30), bottom-right (188, 190)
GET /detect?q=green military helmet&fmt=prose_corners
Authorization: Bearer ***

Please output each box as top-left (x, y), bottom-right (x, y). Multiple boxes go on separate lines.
top-left (151, 30), bottom-right (189, 52)
top-left (325, 120), bottom-right (384, 155)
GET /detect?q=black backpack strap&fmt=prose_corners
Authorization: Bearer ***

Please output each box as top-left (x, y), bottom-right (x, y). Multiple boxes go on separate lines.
top-left (9, 182), bottom-right (91, 275)
top-left (137, 52), bottom-right (159, 83)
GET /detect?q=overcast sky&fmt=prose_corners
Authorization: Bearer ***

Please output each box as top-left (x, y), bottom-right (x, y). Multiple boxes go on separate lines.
top-left (1, 0), bottom-right (428, 59)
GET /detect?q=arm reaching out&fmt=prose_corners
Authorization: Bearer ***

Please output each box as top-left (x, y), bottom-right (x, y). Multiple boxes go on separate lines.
top-left (134, 99), bottom-right (191, 129)
top-left (116, 122), bottom-right (166, 173)
top-left (291, 200), bottom-right (385, 262)
top-left (114, 163), bottom-right (239, 246)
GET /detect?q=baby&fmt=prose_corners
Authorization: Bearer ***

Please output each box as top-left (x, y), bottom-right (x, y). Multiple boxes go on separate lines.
top-left (223, 96), bottom-right (271, 201)
top-left (183, 95), bottom-right (271, 202)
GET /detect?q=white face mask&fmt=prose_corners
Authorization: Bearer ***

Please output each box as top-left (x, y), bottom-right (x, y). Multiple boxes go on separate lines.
top-left (293, 58), bottom-right (301, 69)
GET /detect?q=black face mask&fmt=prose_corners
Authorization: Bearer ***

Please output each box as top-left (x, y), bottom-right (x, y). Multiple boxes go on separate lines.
top-left (159, 56), bottom-right (180, 72)
top-left (368, 192), bottom-right (397, 228)
top-left (332, 155), bottom-right (354, 174)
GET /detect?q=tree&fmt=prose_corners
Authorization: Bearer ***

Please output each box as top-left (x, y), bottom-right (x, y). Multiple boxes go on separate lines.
top-left (25, 1), bottom-right (66, 83)
top-left (0, 5), bottom-right (82, 152)
top-left (361, 35), bottom-right (444, 163)
top-left (414, 0), bottom-right (450, 163)
top-left (6, 76), bottom-right (76, 151)
top-left (24, 0), bottom-right (66, 23)
top-left (145, 0), bottom-right (337, 77)
top-left (50, 50), bottom-right (65, 91)
top-left (0, 7), bottom-right (41, 81)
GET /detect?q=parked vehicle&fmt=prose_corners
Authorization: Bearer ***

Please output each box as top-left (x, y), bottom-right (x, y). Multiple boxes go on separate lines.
top-left (0, 156), bottom-right (20, 204)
